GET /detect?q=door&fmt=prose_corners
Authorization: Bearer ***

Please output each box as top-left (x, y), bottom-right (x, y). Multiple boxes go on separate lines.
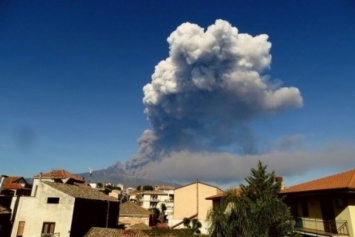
top-left (320, 198), bottom-right (336, 233)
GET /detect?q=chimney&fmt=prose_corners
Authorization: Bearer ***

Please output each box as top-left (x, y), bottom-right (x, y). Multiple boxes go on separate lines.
top-left (276, 176), bottom-right (284, 190)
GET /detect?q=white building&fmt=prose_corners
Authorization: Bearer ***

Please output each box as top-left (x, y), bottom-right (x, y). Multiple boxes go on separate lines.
top-left (11, 170), bottom-right (119, 237)
top-left (138, 191), bottom-right (173, 221)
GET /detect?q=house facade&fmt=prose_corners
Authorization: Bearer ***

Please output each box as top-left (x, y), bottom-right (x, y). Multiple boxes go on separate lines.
top-left (129, 189), bottom-right (174, 222)
top-left (280, 169), bottom-right (355, 237)
top-left (170, 180), bottom-right (223, 234)
top-left (11, 170), bottom-right (119, 237)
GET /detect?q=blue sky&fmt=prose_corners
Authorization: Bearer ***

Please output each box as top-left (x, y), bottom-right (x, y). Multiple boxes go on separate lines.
top-left (1, 0), bottom-right (355, 187)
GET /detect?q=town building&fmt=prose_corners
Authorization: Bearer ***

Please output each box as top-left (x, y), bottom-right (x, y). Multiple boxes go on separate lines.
top-left (11, 170), bottom-right (119, 237)
top-left (170, 180), bottom-right (223, 234)
top-left (280, 169), bottom-right (355, 237)
top-left (119, 201), bottom-right (151, 227)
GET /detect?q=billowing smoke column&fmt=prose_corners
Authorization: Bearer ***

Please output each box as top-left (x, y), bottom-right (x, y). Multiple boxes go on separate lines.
top-left (125, 19), bottom-right (303, 173)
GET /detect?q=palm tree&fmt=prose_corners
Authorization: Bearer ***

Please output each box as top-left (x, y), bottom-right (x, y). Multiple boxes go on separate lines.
top-left (183, 217), bottom-right (202, 234)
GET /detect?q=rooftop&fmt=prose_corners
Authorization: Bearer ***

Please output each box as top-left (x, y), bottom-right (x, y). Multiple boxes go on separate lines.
top-left (206, 188), bottom-right (241, 200)
top-left (34, 169), bottom-right (85, 183)
top-left (281, 169), bottom-right (355, 194)
top-left (44, 182), bottom-right (117, 201)
top-left (141, 190), bottom-right (168, 195)
top-left (120, 201), bottom-right (151, 217)
top-left (174, 180), bottom-right (223, 192)
top-left (127, 223), bottom-right (151, 230)
top-left (1, 176), bottom-right (30, 190)
top-left (85, 227), bottom-right (150, 237)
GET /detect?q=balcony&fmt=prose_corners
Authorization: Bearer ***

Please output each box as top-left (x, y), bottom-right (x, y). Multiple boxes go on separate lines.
top-left (294, 217), bottom-right (349, 237)
top-left (41, 233), bottom-right (60, 237)
top-left (150, 198), bottom-right (159, 202)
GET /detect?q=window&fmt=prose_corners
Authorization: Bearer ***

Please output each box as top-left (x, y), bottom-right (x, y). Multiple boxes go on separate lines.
top-left (42, 222), bottom-right (55, 234)
top-left (16, 221), bottom-right (25, 237)
top-left (301, 200), bottom-right (309, 217)
top-left (47, 197), bottom-right (60, 204)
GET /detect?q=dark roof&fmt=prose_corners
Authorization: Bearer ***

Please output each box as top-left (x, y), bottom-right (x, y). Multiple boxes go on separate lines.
top-left (84, 227), bottom-right (150, 237)
top-left (281, 169), bottom-right (355, 194)
top-left (119, 201), bottom-right (151, 217)
top-left (34, 170), bottom-right (84, 183)
top-left (44, 182), bottom-right (117, 201)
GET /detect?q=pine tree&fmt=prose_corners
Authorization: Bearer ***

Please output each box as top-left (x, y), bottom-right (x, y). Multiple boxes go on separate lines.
top-left (208, 161), bottom-right (297, 237)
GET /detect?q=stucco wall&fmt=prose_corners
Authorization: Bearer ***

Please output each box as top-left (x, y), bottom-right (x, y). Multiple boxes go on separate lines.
top-left (336, 197), bottom-right (355, 237)
top-left (120, 216), bottom-right (149, 226)
top-left (11, 182), bottom-right (75, 237)
top-left (173, 182), bottom-right (222, 221)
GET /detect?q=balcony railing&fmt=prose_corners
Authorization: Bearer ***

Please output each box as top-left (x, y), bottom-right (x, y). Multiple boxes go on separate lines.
top-left (41, 233), bottom-right (60, 237)
top-left (295, 217), bottom-right (349, 236)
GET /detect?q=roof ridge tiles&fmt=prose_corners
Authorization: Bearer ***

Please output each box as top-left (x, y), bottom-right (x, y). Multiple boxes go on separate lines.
top-left (281, 168), bottom-right (355, 194)
top-left (347, 170), bottom-right (355, 188)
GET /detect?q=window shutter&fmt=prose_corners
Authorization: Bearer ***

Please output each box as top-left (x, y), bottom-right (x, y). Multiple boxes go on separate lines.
top-left (17, 221), bottom-right (25, 237)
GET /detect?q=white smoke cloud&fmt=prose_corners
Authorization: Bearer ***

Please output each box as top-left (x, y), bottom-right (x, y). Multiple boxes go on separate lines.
top-left (125, 19), bottom-right (303, 175)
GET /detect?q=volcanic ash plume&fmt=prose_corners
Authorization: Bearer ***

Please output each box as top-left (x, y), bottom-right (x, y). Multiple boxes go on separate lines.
top-left (124, 19), bottom-right (303, 173)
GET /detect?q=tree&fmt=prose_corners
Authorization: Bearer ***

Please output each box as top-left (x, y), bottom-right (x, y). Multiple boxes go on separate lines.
top-left (143, 185), bottom-right (154, 191)
top-left (159, 203), bottom-right (167, 223)
top-left (183, 217), bottom-right (202, 234)
top-left (208, 161), bottom-right (297, 237)
top-left (149, 207), bottom-right (160, 217)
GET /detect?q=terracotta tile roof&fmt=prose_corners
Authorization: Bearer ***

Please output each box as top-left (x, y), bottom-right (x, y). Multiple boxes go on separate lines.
top-left (34, 169), bottom-right (84, 182)
top-left (120, 201), bottom-right (151, 217)
top-left (84, 227), bottom-right (150, 237)
top-left (281, 169), bottom-right (355, 194)
top-left (128, 223), bottom-right (151, 230)
top-left (44, 182), bottom-right (117, 201)
top-left (205, 188), bottom-right (241, 200)
top-left (156, 186), bottom-right (175, 191)
top-left (1, 176), bottom-right (29, 190)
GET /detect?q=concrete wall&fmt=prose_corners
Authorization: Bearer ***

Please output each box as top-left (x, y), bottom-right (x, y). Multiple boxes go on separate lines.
top-left (11, 182), bottom-right (75, 237)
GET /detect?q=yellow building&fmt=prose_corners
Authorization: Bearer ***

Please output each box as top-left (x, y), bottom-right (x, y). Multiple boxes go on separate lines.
top-left (280, 169), bottom-right (355, 237)
top-left (169, 180), bottom-right (223, 234)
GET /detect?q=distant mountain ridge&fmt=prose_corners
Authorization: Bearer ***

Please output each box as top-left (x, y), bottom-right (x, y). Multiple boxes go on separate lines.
top-left (77, 162), bottom-right (179, 188)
